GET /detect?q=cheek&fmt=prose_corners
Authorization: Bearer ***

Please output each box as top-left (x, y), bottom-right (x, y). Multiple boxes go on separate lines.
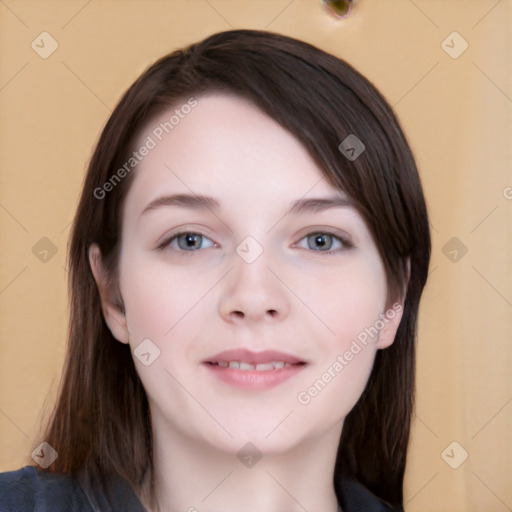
top-left (117, 252), bottom-right (218, 398)
top-left (295, 251), bottom-right (387, 346)
top-left (281, 255), bottom-right (386, 422)
top-left (290, 255), bottom-right (385, 404)
top-left (119, 252), bottom-right (205, 342)
top-left (117, 255), bottom-right (208, 410)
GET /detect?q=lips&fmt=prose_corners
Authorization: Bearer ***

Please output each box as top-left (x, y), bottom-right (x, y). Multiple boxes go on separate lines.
top-left (202, 348), bottom-right (307, 390)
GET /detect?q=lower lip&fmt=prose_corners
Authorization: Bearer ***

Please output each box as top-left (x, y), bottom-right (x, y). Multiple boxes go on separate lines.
top-left (203, 363), bottom-right (306, 390)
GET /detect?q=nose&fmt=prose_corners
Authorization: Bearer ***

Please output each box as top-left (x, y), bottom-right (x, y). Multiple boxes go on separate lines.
top-left (218, 246), bottom-right (290, 324)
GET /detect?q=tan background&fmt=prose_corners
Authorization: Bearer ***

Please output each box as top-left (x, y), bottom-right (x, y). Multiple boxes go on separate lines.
top-left (1, 1), bottom-right (511, 510)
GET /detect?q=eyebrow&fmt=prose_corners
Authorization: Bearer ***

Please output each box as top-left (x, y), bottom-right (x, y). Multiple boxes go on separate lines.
top-left (140, 193), bottom-right (354, 217)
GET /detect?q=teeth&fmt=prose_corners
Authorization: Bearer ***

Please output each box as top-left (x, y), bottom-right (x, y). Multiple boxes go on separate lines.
top-left (214, 361), bottom-right (293, 371)
top-left (255, 362), bottom-right (275, 371)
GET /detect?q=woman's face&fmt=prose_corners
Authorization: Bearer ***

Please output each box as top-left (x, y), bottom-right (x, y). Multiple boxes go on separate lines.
top-left (95, 93), bottom-right (403, 455)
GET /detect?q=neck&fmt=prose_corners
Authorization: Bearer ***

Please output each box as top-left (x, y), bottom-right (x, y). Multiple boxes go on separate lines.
top-left (139, 414), bottom-right (343, 512)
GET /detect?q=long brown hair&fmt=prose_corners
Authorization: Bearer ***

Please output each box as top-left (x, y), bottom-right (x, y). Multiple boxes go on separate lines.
top-left (31, 29), bottom-right (431, 510)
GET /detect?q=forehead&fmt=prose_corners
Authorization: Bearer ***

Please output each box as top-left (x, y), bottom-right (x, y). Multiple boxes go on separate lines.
top-left (122, 93), bottom-right (358, 225)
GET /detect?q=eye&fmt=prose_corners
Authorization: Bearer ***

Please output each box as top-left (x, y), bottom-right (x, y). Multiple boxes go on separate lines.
top-left (296, 231), bottom-right (352, 254)
top-left (157, 230), bottom-right (352, 255)
top-left (158, 231), bottom-right (215, 253)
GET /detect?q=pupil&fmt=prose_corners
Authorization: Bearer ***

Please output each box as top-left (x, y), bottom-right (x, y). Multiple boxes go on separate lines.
top-left (313, 233), bottom-right (330, 250)
top-left (183, 233), bottom-right (200, 249)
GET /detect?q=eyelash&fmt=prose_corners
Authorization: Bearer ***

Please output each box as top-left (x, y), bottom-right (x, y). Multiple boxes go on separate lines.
top-left (156, 230), bottom-right (353, 256)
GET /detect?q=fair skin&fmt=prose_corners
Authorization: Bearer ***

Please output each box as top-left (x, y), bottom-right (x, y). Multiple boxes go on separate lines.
top-left (89, 93), bottom-right (404, 512)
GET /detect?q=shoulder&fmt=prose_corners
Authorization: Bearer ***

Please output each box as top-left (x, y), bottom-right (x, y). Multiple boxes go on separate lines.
top-left (0, 465), bottom-right (92, 512)
top-left (339, 479), bottom-right (401, 512)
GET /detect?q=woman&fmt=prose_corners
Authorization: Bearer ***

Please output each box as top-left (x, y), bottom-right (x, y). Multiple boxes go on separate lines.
top-left (0, 29), bottom-right (431, 512)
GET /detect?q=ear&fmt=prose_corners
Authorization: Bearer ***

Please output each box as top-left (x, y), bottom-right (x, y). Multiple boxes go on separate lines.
top-left (375, 302), bottom-right (405, 349)
top-left (88, 244), bottom-right (129, 344)
top-left (376, 258), bottom-right (410, 350)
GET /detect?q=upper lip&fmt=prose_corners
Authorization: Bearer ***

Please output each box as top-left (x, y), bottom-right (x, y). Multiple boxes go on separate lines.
top-left (204, 348), bottom-right (306, 365)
